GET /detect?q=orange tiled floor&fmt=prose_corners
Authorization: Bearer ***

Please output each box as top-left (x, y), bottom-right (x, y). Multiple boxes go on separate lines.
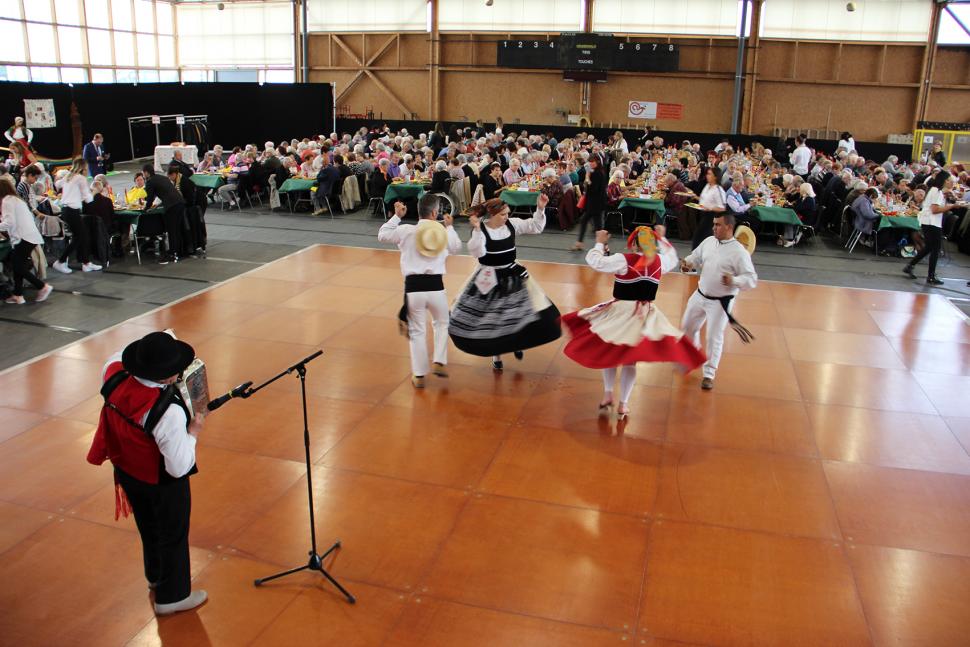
top-left (2, 244), bottom-right (970, 646)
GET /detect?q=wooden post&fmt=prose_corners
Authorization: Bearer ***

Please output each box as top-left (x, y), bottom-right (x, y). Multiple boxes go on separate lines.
top-left (915, 2), bottom-right (943, 129)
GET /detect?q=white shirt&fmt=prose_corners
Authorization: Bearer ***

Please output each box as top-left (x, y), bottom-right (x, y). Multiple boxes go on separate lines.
top-left (699, 183), bottom-right (726, 211)
top-left (56, 174), bottom-right (93, 209)
top-left (378, 216), bottom-right (462, 276)
top-left (919, 187), bottom-right (946, 228)
top-left (467, 208), bottom-right (546, 261)
top-left (585, 237), bottom-right (678, 275)
top-left (684, 236), bottom-right (758, 298)
top-left (0, 195), bottom-right (43, 246)
top-left (790, 145), bottom-right (812, 175)
top-left (837, 138), bottom-right (856, 154)
top-left (101, 352), bottom-right (197, 479)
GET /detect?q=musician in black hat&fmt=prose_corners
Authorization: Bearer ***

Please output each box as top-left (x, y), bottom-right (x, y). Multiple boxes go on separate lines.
top-left (87, 331), bottom-right (208, 615)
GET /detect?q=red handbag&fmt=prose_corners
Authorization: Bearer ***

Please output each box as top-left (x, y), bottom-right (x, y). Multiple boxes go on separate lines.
top-left (577, 193), bottom-right (587, 210)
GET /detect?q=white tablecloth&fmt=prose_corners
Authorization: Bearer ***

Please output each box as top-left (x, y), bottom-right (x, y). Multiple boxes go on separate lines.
top-left (154, 145), bottom-right (199, 172)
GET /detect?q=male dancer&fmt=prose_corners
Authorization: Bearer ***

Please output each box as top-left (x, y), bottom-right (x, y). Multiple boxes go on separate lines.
top-left (379, 194), bottom-right (462, 388)
top-left (680, 213), bottom-right (757, 390)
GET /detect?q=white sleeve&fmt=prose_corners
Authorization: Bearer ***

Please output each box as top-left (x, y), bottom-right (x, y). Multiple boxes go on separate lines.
top-left (684, 238), bottom-right (705, 269)
top-left (658, 237), bottom-right (679, 274)
top-left (509, 207), bottom-right (546, 235)
top-left (731, 248), bottom-right (758, 291)
top-left (0, 198), bottom-right (14, 233)
top-left (585, 243), bottom-right (630, 274)
top-left (445, 225), bottom-right (462, 254)
top-left (148, 404), bottom-right (197, 478)
top-left (377, 215), bottom-right (406, 245)
top-left (467, 229), bottom-right (486, 258)
top-left (81, 178), bottom-right (94, 204)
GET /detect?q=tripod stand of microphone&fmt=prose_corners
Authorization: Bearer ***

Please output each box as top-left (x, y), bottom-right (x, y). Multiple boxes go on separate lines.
top-left (211, 349), bottom-right (355, 603)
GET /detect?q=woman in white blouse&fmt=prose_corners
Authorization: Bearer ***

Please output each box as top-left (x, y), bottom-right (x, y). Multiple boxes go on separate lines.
top-left (0, 180), bottom-right (52, 304)
top-left (692, 167), bottom-right (727, 249)
top-left (904, 170), bottom-right (958, 285)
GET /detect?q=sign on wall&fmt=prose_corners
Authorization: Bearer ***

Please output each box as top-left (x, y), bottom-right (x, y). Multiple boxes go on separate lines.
top-left (24, 99), bottom-right (56, 128)
top-left (628, 100), bottom-right (683, 120)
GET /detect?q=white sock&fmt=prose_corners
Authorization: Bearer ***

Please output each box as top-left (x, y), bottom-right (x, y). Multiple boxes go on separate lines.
top-left (602, 367), bottom-right (616, 399)
top-left (619, 364), bottom-right (637, 404)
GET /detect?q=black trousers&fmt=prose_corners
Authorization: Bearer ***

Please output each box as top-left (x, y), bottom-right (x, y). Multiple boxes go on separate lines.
top-left (59, 206), bottom-right (90, 264)
top-left (162, 203), bottom-right (186, 257)
top-left (115, 469), bottom-right (192, 605)
top-left (692, 213), bottom-right (715, 250)
top-left (910, 224), bottom-right (942, 278)
top-left (11, 241), bottom-right (45, 296)
top-left (576, 206), bottom-right (603, 242)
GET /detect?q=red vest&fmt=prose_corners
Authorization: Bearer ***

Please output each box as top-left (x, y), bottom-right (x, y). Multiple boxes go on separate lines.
top-left (86, 361), bottom-right (166, 485)
top-left (612, 253), bottom-right (661, 301)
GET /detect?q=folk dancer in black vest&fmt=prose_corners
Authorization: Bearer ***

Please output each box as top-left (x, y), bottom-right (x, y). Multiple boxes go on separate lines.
top-left (562, 226), bottom-right (705, 419)
top-left (680, 213), bottom-right (758, 391)
top-left (379, 195), bottom-right (462, 388)
top-left (449, 195), bottom-right (562, 371)
top-left (86, 331), bottom-right (208, 615)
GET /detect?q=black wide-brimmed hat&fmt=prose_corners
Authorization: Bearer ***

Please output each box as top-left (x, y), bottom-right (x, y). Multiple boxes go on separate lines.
top-left (122, 331), bottom-right (195, 382)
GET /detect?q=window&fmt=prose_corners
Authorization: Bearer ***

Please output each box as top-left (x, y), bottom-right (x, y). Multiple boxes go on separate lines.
top-left (159, 69), bottom-right (178, 82)
top-left (592, 0), bottom-right (739, 36)
top-left (24, 0), bottom-right (54, 24)
top-left (307, 0), bottom-right (427, 32)
top-left (158, 35), bottom-right (174, 66)
top-left (111, 0), bottom-right (133, 32)
top-left (156, 1), bottom-right (172, 35)
top-left (114, 30), bottom-right (134, 64)
top-left (26, 23), bottom-right (58, 64)
top-left (138, 68), bottom-right (159, 82)
top-left (137, 32), bottom-right (156, 67)
top-left (761, 0), bottom-right (930, 42)
top-left (0, 65), bottom-right (30, 81)
top-left (54, 0), bottom-right (83, 26)
top-left (115, 68), bottom-right (137, 83)
top-left (440, 0), bottom-right (582, 32)
top-left (0, 3), bottom-right (21, 20)
top-left (939, 5), bottom-right (970, 45)
top-left (264, 69), bottom-right (295, 83)
top-left (134, 0), bottom-right (155, 33)
top-left (90, 67), bottom-right (115, 82)
top-left (177, 2), bottom-right (294, 67)
top-left (30, 66), bottom-right (60, 82)
top-left (180, 69), bottom-right (208, 82)
top-left (86, 0), bottom-right (110, 28)
top-left (88, 27), bottom-right (113, 64)
top-left (58, 26), bottom-right (85, 65)
top-left (60, 66), bottom-right (88, 82)
top-left (0, 19), bottom-right (27, 63)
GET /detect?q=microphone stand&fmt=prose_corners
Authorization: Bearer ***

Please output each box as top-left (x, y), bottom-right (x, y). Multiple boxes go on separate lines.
top-left (243, 349), bottom-right (355, 603)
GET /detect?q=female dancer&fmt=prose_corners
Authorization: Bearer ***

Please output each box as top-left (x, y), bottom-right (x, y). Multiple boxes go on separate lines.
top-left (562, 226), bottom-right (705, 419)
top-left (449, 194), bottom-right (561, 371)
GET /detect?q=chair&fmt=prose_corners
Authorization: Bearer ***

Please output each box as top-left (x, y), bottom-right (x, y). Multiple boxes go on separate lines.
top-left (469, 184), bottom-right (485, 208)
top-left (340, 175), bottom-right (361, 212)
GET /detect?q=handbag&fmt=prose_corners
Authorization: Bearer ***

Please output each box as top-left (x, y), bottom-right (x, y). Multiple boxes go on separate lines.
top-left (577, 193), bottom-right (587, 210)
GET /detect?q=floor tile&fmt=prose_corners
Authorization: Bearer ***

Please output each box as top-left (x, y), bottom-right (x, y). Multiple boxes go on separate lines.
top-left (222, 307), bottom-right (360, 347)
top-left (518, 376), bottom-right (671, 440)
top-left (423, 495), bottom-right (649, 630)
top-left (200, 275), bottom-right (315, 305)
top-left (253, 581), bottom-right (407, 647)
top-left (722, 323), bottom-right (791, 358)
top-left (231, 468), bottom-right (467, 591)
top-left (868, 309), bottom-right (970, 344)
top-left (322, 405), bottom-right (508, 489)
top-left (0, 355), bottom-right (103, 416)
top-left (192, 335), bottom-right (319, 386)
top-left (280, 284), bottom-right (395, 314)
top-left (943, 416), bottom-right (970, 456)
top-left (386, 597), bottom-right (628, 647)
top-left (810, 405), bottom-right (970, 475)
top-left (674, 354), bottom-right (803, 402)
top-left (124, 555), bottom-right (303, 647)
top-left (794, 361), bottom-right (936, 413)
top-left (0, 501), bottom-right (54, 555)
top-left (654, 444), bottom-right (841, 539)
top-left (130, 299), bottom-right (267, 337)
top-left (248, 259), bottom-right (351, 283)
top-left (478, 424), bottom-right (662, 515)
top-left (912, 371), bottom-right (970, 417)
top-left (784, 328), bottom-right (907, 369)
top-left (53, 322), bottom-right (157, 362)
top-left (639, 520), bottom-right (870, 647)
top-left (888, 337), bottom-right (970, 376)
top-left (325, 265), bottom-right (410, 291)
top-left (269, 347), bottom-right (413, 405)
top-left (776, 303), bottom-right (882, 335)
top-left (825, 461), bottom-right (970, 557)
top-left (848, 543), bottom-right (970, 647)
top-left (0, 407), bottom-right (47, 443)
top-left (666, 390), bottom-right (816, 456)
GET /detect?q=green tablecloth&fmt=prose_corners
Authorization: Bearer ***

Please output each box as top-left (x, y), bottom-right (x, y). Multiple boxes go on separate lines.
top-left (751, 206), bottom-right (802, 226)
top-left (384, 183), bottom-right (427, 202)
top-left (190, 174), bottom-right (226, 189)
top-left (0, 240), bottom-right (11, 262)
top-left (618, 197), bottom-right (667, 217)
top-left (878, 215), bottom-right (920, 231)
top-left (500, 190), bottom-right (540, 207)
top-left (279, 178), bottom-right (317, 193)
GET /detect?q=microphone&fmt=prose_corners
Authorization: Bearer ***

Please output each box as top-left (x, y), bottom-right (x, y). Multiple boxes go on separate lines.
top-left (207, 381), bottom-right (253, 412)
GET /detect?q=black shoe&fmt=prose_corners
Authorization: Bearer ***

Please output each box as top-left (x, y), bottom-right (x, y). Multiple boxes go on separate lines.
top-left (927, 277), bottom-right (944, 286)
top-left (513, 351), bottom-right (524, 361)
top-left (902, 264), bottom-right (917, 279)
top-left (157, 256), bottom-right (170, 265)
top-left (492, 360), bottom-right (504, 371)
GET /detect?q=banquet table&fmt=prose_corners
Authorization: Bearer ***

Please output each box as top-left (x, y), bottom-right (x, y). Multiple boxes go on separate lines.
top-left (154, 145), bottom-right (199, 172)
top-left (114, 207), bottom-right (166, 263)
top-left (500, 189), bottom-right (540, 208)
top-left (190, 174), bottom-right (226, 189)
top-left (877, 215), bottom-right (921, 231)
top-left (384, 182), bottom-right (427, 203)
top-left (279, 178), bottom-right (317, 192)
top-left (751, 206), bottom-right (802, 226)
top-left (617, 197), bottom-right (667, 217)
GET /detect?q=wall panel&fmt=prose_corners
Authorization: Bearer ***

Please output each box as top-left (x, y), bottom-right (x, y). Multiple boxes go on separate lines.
top-left (439, 71), bottom-right (578, 124)
top-left (590, 75), bottom-right (734, 132)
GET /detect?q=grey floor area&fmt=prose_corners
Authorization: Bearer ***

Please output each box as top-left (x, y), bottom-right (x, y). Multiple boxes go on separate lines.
top-left (2, 160), bottom-right (969, 372)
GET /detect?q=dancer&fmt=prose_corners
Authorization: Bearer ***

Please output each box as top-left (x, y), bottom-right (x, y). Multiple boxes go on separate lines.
top-left (379, 194), bottom-right (462, 388)
top-left (450, 194), bottom-right (561, 371)
top-left (562, 226), bottom-right (705, 419)
top-left (680, 213), bottom-right (758, 391)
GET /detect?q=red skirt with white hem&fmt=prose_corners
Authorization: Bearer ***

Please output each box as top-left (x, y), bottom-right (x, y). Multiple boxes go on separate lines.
top-left (562, 299), bottom-right (706, 371)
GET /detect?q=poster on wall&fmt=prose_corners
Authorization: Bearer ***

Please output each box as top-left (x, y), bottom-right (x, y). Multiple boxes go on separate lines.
top-left (24, 99), bottom-right (56, 128)
top-left (628, 100), bottom-right (683, 120)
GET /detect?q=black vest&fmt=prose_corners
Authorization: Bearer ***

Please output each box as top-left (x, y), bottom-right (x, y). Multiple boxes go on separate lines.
top-left (613, 280), bottom-right (659, 301)
top-left (480, 222), bottom-right (517, 267)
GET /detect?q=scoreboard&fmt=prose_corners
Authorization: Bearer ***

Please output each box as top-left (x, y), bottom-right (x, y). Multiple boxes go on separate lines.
top-left (497, 34), bottom-right (679, 73)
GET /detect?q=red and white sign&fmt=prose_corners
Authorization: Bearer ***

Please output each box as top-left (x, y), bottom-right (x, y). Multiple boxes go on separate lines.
top-left (628, 100), bottom-right (684, 120)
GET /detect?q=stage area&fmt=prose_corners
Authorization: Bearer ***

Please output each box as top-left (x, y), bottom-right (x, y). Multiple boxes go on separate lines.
top-left (1, 244), bottom-right (969, 646)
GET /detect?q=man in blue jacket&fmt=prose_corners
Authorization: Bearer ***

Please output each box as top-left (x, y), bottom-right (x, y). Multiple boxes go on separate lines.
top-left (82, 133), bottom-right (108, 177)
top-left (312, 155), bottom-right (341, 216)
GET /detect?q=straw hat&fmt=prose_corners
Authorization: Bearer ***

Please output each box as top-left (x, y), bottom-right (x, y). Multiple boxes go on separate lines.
top-left (415, 219), bottom-right (447, 257)
top-left (735, 225), bottom-right (757, 255)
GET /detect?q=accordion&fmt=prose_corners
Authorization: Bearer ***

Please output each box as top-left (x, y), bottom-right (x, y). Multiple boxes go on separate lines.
top-left (177, 358), bottom-right (209, 420)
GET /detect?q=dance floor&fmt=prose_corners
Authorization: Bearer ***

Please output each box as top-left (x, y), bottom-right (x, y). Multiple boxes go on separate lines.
top-left (2, 243), bottom-right (970, 647)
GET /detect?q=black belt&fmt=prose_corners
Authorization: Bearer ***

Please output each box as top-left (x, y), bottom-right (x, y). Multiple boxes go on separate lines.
top-left (398, 274), bottom-right (444, 337)
top-left (696, 288), bottom-right (755, 344)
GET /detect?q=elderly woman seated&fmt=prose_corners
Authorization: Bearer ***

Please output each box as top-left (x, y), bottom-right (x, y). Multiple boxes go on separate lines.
top-left (850, 188), bottom-right (881, 247)
top-left (606, 170), bottom-right (624, 210)
top-left (539, 167), bottom-right (564, 214)
top-left (779, 183), bottom-right (817, 247)
top-left (429, 160), bottom-right (451, 193)
top-left (196, 152), bottom-right (216, 173)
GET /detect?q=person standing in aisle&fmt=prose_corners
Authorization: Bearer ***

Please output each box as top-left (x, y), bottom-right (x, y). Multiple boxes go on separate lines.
top-left (0, 179), bottom-right (52, 304)
top-left (53, 157), bottom-right (100, 274)
top-left (904, 170), bottom-right (959, 286)
top-left (142, 164), bottom-right (186, 264)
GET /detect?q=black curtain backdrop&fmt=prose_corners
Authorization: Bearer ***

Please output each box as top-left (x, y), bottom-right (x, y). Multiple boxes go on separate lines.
top-left (336, 118), bottom-right (913, 165)
top-left (0, 82), bottom-right (334, 162)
